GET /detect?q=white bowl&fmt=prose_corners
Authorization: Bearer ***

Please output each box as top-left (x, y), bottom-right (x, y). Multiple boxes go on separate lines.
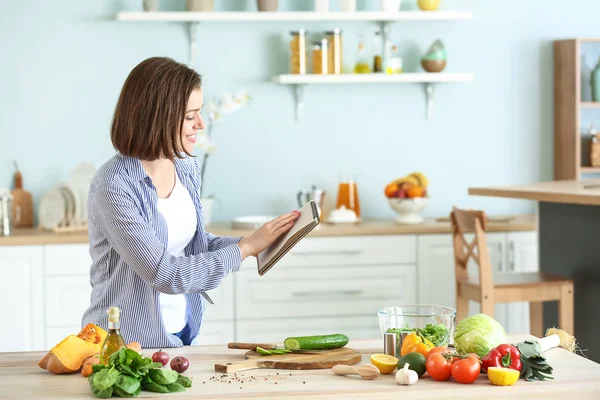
top-left (388, 197), bottom-right (429, 224)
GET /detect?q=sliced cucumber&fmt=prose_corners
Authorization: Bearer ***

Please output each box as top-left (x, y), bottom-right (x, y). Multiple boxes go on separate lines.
top-left (283, 334), bottom-right (349, 350)
top-left (256, 347), bottom-right (291, 356)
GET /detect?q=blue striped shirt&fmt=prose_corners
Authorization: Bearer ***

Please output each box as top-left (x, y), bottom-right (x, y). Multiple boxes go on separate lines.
top-left (81, 153), bottom-right (242, 348)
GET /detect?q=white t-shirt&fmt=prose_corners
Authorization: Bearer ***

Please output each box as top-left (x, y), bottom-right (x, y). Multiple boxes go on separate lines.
top-left (157, 173), bottom-right (197, 333)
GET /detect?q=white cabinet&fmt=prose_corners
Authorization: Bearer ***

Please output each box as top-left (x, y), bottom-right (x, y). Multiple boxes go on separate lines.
top-left (0, 246), bottom-right (45, 352)
top-left (234, 235), bottom-right (417, 342)
top-left (417, 231), bottom-right (539, 334)
top-left (0, 229), bottom-right (538, 352)
top-left (43, 244), bottom-right (93, 348)
top-left (504, 232), bottom-right (539, 335)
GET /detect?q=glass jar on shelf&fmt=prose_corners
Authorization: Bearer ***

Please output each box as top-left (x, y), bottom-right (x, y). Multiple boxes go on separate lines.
top-left (385, 44), bottom-right (403, 74)
top-left (290, 29), bottom-right (307, 75)
top-left (311, 39), bottom-right (328, 74)
top-left (326, 29), bottom-right (342, 74)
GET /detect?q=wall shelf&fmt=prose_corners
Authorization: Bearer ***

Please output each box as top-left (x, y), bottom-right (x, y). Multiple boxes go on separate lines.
top-left (115, 10), bottom-right (474, 121)
top-left (581, 102), bottom-right (600, 109)
top-left (115, 11), bottom-right (474, 22)
top-left (115, 10), bottom-right (473, 65)
top-left (272, 73), bottom-right (474, 120)
top-left (554, 38), bottom-right (600, 180)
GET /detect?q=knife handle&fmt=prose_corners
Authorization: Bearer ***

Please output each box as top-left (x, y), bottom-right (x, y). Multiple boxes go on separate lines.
top-left (227, 342), bottom-right (278, 351)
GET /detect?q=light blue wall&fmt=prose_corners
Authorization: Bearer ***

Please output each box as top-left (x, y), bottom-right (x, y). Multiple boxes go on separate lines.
top-left (2, 0), bottom-right (599, 222)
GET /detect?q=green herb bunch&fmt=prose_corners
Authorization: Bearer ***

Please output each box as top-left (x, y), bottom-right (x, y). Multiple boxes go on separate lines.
top-left (387, 323), bottom-right (451, 347)
top-left (89, 348), bottom-right (192, 398)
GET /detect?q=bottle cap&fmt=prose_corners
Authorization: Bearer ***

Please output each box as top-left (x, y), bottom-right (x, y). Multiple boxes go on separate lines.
top-left (107, 307), bottom-right (121, 323)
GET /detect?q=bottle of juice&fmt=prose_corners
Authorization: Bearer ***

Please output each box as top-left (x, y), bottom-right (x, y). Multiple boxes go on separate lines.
top-left (336, 179), bottom-right (361, 218)
top-left (100, 306), bottom-right (127, 362)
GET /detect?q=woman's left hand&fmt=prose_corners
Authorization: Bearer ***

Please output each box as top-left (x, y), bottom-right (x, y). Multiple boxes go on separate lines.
top-left (237, 211), bottom-right (300, 258)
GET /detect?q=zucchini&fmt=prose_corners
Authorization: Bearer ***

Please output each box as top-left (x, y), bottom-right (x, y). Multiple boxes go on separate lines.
top-left (283, 334), bottom-right (349, 350)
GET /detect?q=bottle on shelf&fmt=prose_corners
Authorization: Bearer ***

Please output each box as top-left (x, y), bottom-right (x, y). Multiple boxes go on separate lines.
top-left (353, 42), bottom-right (371, 74)
top-left (373, 28), bottom-right (383, 73)
top-left (100, 306), bottom-right (127, 362)
top-left (385, 44), bottom-right (403, 74)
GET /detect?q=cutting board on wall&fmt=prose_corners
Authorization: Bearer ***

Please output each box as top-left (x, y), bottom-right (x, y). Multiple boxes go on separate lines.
top-left (214, 347), bottom-right (361, 373)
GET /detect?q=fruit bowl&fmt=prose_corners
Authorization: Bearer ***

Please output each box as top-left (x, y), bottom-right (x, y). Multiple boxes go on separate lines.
top-left (388, 197), bottom-right (429, 224)
top-left (378, 305), bottom-right (457, 355)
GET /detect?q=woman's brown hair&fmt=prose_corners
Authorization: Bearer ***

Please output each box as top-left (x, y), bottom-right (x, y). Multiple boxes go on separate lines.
top-left (111, 57), bottom-right (201, 161)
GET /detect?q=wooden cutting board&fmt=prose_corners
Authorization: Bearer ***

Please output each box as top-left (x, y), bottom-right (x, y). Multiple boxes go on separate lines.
top-left (214, 347), bottom-right (361, 373)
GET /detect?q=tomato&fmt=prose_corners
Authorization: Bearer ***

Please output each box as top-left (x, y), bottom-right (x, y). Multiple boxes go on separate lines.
top-left (451, 354), bottom-right (481, 384)
top-left (426, 346), bottom-right (448, 360)
top-left (426, 353), bottom-right (452, 381)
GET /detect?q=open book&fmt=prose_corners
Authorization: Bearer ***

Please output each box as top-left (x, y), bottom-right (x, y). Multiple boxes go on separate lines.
top-left (257, 200), bottom-right (320, 276)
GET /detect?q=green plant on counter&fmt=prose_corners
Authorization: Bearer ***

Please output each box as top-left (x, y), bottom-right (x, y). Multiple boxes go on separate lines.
top-left (89, 348), bottom-right (191, 398)
top-left (387, 323), bottom-right (451, 347)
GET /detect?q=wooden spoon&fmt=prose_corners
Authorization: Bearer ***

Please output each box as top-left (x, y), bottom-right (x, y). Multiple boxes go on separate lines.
top-left (332, 364), bottom-right (380, 380)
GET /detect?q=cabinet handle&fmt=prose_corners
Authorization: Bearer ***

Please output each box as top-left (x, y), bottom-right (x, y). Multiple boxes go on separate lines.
top-left (291, 250), bottom-right (362, 256)
top-left (509, 241), bottom-right (515, 272)
top-left (497, 242), bottom-right (503, 272)
top-left (292, 289), bottom-right (363, 297)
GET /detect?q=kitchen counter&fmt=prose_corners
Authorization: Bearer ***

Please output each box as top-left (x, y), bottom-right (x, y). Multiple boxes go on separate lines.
top-left (0, 214), bottom-right (535, 246)
top-left (470, 180), bottom-right (600, 363)
top-left (468, 179), bottom-right (600, 206)
top-left (3, 337), bottom-right (599, 399)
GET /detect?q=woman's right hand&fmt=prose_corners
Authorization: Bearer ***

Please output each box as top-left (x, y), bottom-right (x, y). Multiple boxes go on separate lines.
top-left (238, 211), bottom-right (300, 259)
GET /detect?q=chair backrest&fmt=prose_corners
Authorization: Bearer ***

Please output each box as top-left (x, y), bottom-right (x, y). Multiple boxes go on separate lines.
top-left (450, 206), bottom-right (495, 306)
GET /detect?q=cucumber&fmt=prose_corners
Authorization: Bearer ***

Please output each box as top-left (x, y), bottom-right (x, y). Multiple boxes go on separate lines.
top-left (283, 334), bottom-right (349, 350)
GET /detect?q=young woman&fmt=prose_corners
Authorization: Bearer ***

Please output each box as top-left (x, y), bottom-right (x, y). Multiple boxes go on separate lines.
top-left (81, 57), bottom-right (299, 348)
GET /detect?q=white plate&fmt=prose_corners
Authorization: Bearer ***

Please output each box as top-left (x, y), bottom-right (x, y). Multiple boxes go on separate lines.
top-left (57, 184), bottom-right (77, 226)
top-left (62, 180), bottom-right (81, 225)
top-left (39, 188), bottom-right (66, 230)
top-left (69, 163), bottom-right (96, 225)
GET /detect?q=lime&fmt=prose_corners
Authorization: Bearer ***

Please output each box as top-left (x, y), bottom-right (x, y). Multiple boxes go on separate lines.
top-left (398, 352), bottom-right (427, 377)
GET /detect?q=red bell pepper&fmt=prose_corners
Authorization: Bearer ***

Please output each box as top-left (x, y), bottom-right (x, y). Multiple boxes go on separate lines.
top-left (481, 344), bottom-right (522, 373)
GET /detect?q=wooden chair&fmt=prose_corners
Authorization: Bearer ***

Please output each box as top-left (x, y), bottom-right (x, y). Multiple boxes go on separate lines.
top-left (450, 206), bottom-right (574, 337)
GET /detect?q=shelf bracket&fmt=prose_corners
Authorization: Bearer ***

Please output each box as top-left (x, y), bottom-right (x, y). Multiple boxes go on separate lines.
top-left (189, 22), bottom-right (199, 65)
top-left (424, 83), bottom-right (435, 120)
top-left (379, 21), bottom-right (392, 71)
top-left (293, 84), bottom-right (305, 121)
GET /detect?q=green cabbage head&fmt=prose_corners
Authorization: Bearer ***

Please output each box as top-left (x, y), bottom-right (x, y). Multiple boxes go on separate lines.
top-left (454, 314), bottom-right (507, 358)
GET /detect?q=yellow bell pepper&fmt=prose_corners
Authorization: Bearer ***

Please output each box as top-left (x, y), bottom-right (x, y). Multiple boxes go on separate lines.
top-left (400, 332), bottom-right (434, 357)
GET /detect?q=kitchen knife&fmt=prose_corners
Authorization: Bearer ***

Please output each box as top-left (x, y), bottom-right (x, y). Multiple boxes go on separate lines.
top-left (227, 342), bottom-right (278, 351)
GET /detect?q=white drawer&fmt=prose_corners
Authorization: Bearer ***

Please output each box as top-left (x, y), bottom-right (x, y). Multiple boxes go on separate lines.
top-left (251, 235), bottom-right (416, 269)
top-left (237, 316), bottom-right (381, 343)
top-left (192, 321), bottom-right (234, 346)
top-left (45, 275), bottom-right (92, 327)
top-left (44, 244), bottom-right (91, 275)
top-left (236, 264), bottom-right (416, 319)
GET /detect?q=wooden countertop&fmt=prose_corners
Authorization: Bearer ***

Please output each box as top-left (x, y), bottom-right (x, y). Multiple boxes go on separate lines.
top-left (3, 337), bottom-right (599, 399)
top-left (469, 180), bottom-right (600, 206)
top-left (0, 215), bottom-right (536, 246)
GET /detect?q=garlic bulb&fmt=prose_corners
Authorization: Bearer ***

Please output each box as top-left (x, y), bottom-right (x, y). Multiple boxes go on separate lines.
top-left (395, 363), bottom-right (418, 385)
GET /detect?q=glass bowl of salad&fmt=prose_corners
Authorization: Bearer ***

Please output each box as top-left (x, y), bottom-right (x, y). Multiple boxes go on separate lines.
top-left (378, 305), bottom-right (456, 354)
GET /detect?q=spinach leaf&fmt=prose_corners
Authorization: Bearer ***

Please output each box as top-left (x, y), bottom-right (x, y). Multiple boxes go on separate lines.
top-left (90, 384), bottom-right (114, 399)
top-left (142, 381), bottom-right (170, 393)
top-left (116, 375), bottom-right (141, 395)
top-left (148, 369), bottom-right (179, 385)
top-left (166, 382), bottom-right (186, 393)
top-left (176, 374), bottom-right (192, 388)
top-left (92, 367), bottom-right (121, 391)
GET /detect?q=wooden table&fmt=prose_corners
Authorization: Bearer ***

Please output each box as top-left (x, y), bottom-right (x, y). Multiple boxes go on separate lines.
top-left (2, 338), bottom-right (599, 399)
top-left (470, 180), bottom-right (600, 363)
